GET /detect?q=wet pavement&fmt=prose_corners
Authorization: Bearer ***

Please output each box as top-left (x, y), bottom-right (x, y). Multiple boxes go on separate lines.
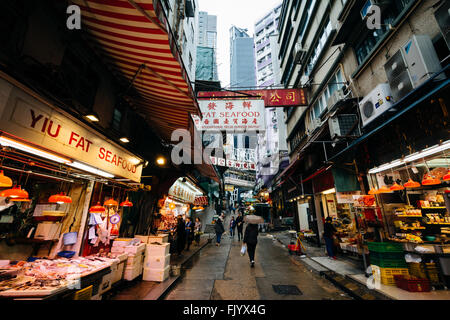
top-left (164, 230), bottom-right (352, 300)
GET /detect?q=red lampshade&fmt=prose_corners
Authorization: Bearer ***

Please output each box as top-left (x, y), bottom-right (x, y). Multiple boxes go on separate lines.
top-left (377, 186), bottom-right (392, 193)
top-left (104, 198), bottom-right (118, 207)
top-left (49, 192), bottom-right (72, 204)
top-left (390, 182), bottom-right (405, 191)
top-left (0, 185), bottom-right (29, 199)
top-left (0, 171), bottom-right (12, 187)
top-left (120, 198), bottom-right (133, 207)
top-left (403, 179), bottom-right (421, 188)
top-left (443, 170), bottom-right (450, 181)
top-left (421, 174), bottom-right (441, 186)
top-left (89, 202), bottom-right (106, 213)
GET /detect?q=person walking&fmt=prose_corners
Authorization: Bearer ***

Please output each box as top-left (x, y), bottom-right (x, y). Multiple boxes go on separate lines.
top-left (236, 212), bottom-right (244, 241)
top-left (229, 216), bottom-right (236, 239)
top-left (194, 217), bottom-right (202, 245)
top-left (323, 216), bottom-right (337, 259)
top-left (185, 217), bottom-right (194, 251)
top-left (214, 217), bottom-right (225, 246)
top-left (243, 223), bottom-right (259, 267)
top-left (176, 215), bottom-right (186, 256)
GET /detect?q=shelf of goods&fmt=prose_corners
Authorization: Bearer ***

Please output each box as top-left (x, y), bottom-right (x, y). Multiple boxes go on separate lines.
top-left (143, 240), bottom-right (171, 282)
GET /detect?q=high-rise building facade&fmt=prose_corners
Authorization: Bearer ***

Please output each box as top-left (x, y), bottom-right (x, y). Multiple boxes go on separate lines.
top-left (254, 3), bottom-right (282, 88)
top-left (229, 26), bottom-right (256, 89)
top-left (196, 11), bottom-right (218, 81)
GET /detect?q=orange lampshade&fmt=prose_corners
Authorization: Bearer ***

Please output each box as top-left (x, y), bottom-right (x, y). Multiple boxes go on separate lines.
top-left (377, 186), bottom-right (392, 193)
top-left (390, 182), bottom-right (404, 191)
top-left (368, 188), bottom-right (378, 195)
top-left (169, 203), bottom-right (176, 210)
top-left (49, 192), bottom-right (72, 204)
top-left (0, 185), bottom-right (28, 199)
top-left (443, 170), bottom-right (450, 181)
top-left (120, 198), bottom-right (133, 207)
top-left (89, 202), bottom-right (106, 213)
top-left (0, 171), bottom-right (12, 187)
top-left (104, 198), bottom-right (118, 207)
top-left (421, 174), bottom-right (441, 186)
top-left (403, 179), bottom-right (421, 188)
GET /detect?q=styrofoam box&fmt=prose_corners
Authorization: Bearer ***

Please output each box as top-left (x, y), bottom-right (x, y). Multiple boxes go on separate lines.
top-left (144, 254), bottom-right (170, 269)
top-left (147, 234), bottom-right (169, 244)
top-left (134, 235), bottom-right (149, 244)
top-left (145, 243), bottom-right (170, 257)
top-left (142, 266), bottom-right (170, 282)
top-left (111, 246), bottom-right (125, 254)
top-left (125, 252), bottom-right (144, 267)
top-left (112, 239), bottom-right (132, 247)
top-left (114, 252), bottom-right (128, 263)
top-left (124, 243), bottom-right (146, 255)
top-left (123, 262), bottom-right (143, 281)
top-left (112, 260), bottom-right (126, 284)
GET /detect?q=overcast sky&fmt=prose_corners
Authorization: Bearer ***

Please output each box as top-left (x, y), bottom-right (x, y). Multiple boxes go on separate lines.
top-left (197, 0), bottom-right (283, 88)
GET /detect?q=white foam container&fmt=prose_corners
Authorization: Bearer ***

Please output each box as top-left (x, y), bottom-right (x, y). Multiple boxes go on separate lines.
top-left (147, 234), bottom-right (169, 244)
top-left (111, 246), bottom-right (125, 254)
top-left (124, 243), bottom-right (146, 255)
top-left (145, 243), bottom-right (170, 257)
top-left (144, 254), bottom-right (170, 269)
top-left (125, 252), bottom-right (144, 267)
top-left (123, 261), bottom-right (143, 281)
top-left (134, 235), bottom-right (149, 244)
top-left (142, 266), bottom-right (170, 282)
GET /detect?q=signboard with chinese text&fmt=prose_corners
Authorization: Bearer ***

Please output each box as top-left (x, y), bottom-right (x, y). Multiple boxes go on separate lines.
top-left (0, 81), bottom-right (143, 182)
top-left (336, 191), bottom-right (361, 204)
top-left (210, 156), bottom-right (256, 171)
top-left (197, 89), bottom-right (307, 107)
top-left (196, 99), bottom-right (265, 131)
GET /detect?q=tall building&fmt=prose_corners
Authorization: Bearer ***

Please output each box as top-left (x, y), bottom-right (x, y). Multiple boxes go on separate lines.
top-left (229, 26), bottom-right (257, 89)
top-left (254, 3), bottom-right (282, 88)
top-left (196, 11), bottom-right (218, 81)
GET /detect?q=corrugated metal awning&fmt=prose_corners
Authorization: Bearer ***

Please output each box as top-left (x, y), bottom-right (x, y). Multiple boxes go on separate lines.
top-left (73, 0), bottom-right (200, 142)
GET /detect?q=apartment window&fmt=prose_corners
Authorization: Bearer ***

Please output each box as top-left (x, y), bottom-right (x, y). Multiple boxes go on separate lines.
top-left (297, 0), bottom-right (316, 46)
top-left (305, 19), bottom-right (332, 76)
top-left (112, 108), bottom-right (122, 130)
top-left (234, 135), bottom-right (238, 148)
top-left (244, 136), bottom-right (250, 148)
top-left (310, 68), bottom-right (345, 120)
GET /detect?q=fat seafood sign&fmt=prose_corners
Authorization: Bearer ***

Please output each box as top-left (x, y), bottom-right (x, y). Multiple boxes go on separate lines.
top-left (0, 82), bottom-right (142, 182)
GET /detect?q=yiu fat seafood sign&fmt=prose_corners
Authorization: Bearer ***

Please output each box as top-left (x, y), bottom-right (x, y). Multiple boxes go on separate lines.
top-left (0, 81), bottom-right (142, 182)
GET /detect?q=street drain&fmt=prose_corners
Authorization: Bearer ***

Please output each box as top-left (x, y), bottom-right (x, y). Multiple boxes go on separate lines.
top-left (272, 285), bottom-right (302, 295)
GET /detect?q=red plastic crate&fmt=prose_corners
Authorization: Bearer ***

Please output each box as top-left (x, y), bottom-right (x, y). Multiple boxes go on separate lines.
top-left (393, 275), bottom-right (431, 292)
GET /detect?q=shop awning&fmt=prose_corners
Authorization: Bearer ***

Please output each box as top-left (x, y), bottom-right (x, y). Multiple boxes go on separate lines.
top-left (327, 66), bottom-right (450, 163)
top-left (73, 0), bottom-right (200, 142)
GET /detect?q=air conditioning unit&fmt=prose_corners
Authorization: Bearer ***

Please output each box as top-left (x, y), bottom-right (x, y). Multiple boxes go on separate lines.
top-left (327, 87), bottom-right (347, 112)
top-left (358, 83), bottom-right (394, 127)
top-left (294, 43), bottom-right (307, 63)
top-left (328, 114), bottom-right (361, 140)
top-left (384, 35), bottom-right (443, 101)
top-left (306, 118), bottom-right (321, 135)
top-left (360, 0), bottom-right (390, 20)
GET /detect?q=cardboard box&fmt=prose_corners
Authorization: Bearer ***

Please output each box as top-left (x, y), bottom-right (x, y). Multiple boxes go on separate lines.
top-left (34, 222), bottom-right (62, 240)
top-left (142, 266), bottom-right (170, 282)
top-left (145, 243), bottom-right (170, 257)
top-left (144, 254), bottom-right (170, 269)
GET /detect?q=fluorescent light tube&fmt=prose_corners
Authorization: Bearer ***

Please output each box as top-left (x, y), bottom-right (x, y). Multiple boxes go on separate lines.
top-left (69, 161), bottom-right (114, 178)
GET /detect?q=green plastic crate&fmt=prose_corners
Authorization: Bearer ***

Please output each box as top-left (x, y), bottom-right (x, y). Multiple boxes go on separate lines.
top-left (367, 242), bottom-right (404, 253)
top-left (369, 251), bottom-right (405, 260)
top-left (370, 256), bottom-right (407, 268)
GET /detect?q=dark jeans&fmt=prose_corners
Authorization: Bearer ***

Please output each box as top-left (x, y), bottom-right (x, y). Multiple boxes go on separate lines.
top-left (216, 232), bottom-right (222, 244)
top-left (177, 237), bottom-right (185, 254)
top-left (324, 236), bottom-right (335, 257)
top-left (195, 233), bottom-right (200, 244)
top-left (229, 228), bottom-right (234, 237)
top-left (237, 227), bottom-right (243, 240)
top-left (186, 232), bottom-right (193, 250)
top-left (247, 243), bottom-right (257, 262)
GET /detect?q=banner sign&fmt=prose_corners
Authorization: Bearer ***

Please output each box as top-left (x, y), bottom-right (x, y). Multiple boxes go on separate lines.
top-left (0, 80), bottom-right (143, 182)
top-left (197, 89), bottom-right (307, 107)
top-left (196, 99), bottom-right (265, 131)
top-left (336, 191), bottom-right (361, 204)
top-left (210, 156), bottom-right (256, 171)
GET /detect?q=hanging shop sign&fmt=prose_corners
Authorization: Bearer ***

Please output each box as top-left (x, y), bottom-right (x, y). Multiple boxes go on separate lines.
top-left (194, 196), bottom-right (208, 206)
top-left (197, 89), bottom-right (307, 107)
top-left (194, 99), bottom-right (265, 131)
top-left (0, 82), bottom-right (143, 182)
top-left (225, 185), bottom-right (235, 192)
top-left (168, 179), bottom-right (202, 204)
top-left (210, 156), bottom-right (256, 171)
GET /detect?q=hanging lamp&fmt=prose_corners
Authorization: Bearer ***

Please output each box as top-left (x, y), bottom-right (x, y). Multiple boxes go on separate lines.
top-left (89, 202), bottom-right (106, 213)
top-left (0, 170), bottom-right (12, 187)
top-left (442, 150), bottom-right (450, 181)
top-left (402, 162), bottom-right (421, 188)
top-left (49, 192), bottom-right (72, 204)
top-left (421, 159), bottom-right (441, 185)
top-left (390, 182), bottom-right (405, 191)
top-left (104, 198), bottom-right (118, 206)
top-left (368, 188), bottom-right (378, 195)
top-left (120, 197), bottom-right (133, 207)
top-left (377, 185), bottom-right (392, 193)
top-left (0, 185), bottom-right (29, 199)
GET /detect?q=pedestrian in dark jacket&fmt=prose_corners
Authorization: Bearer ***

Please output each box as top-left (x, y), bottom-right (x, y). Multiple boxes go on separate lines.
top-left (243, 223), bottom-right (259, 267)
top-left (229, 216), bottom-right (236, 239)
top-left (176, 216), bottom-right (186, 255)
top-left (214, 218), bottom-right (225, 246)
top-left (323, 217), bottom-right (337, 259)
top-left (185, 217), bottom-right (194, 251)
top-left (236, 213), bottom-right (244, 241)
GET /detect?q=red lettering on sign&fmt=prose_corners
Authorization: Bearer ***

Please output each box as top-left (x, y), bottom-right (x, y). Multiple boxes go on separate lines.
top-left (105, 151), bottom-right (112, 162)
top-left (99, 147), bottom-right (106, 159)
top-left (46, 121), bottom-right (61, 138)
top-left (69, 132), bottom-right (79, 146)
top-left (30, 109), bottom-right (43, 128)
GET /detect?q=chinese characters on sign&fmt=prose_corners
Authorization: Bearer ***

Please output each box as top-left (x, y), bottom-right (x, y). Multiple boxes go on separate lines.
top-left (210, 156), bottom-right (256, 171)
top-left (195, 99), bottom-right (265, 131)
top-left (197, 89), bottom-right (307, 107)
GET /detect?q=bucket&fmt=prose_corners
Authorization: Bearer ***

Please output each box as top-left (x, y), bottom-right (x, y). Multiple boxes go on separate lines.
top-left (170, 265), bottom-right (181, 276)
top-left (63, 232), bottom-right (78, 246)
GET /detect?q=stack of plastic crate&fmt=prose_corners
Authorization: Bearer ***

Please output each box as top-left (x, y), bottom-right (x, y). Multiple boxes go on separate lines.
top-left (368, 242), bottom-right (409, 285)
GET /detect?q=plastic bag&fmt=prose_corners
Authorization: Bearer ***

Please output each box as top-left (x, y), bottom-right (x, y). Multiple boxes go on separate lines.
top-left (240, 244), bottom-right (247, 256)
